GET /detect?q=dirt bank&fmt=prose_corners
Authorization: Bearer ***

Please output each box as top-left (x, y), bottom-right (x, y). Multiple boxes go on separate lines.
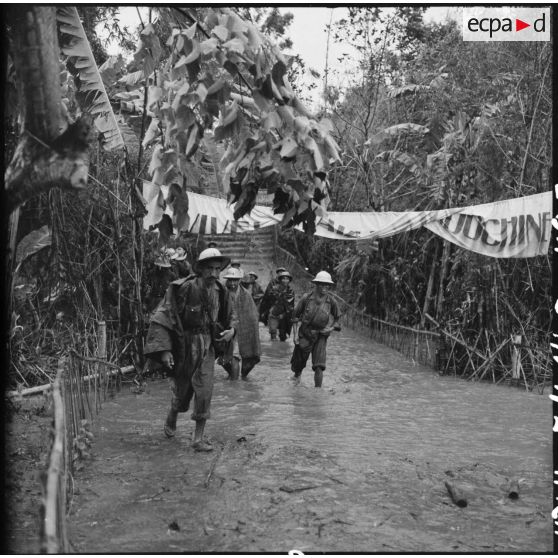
top-left (4, 394), bottom-right (53, 553)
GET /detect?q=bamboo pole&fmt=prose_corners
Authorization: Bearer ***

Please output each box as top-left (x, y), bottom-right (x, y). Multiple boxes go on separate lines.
top-left (474, 338), bottom-right (509, 382)
top-left (58, 373), bottom-right (69, 552)
top-left (68, 357), bottom-right (79, 441)
top-left (97, 321), bottom-right (107, 411)
top-left (425, 314), bottom-right (485, 361)
top-left (44, 360), bottom-right (66, 553)
top-left (435, 240), bottom-right (452, 319)
top-left (6, 365), bottom-right (135, 398)
top-left (511, 335), bottom-right (522, 380)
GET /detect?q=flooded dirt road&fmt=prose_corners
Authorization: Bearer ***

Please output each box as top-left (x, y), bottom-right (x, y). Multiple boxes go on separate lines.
top-left (68, 324), bottom-right (552, 553)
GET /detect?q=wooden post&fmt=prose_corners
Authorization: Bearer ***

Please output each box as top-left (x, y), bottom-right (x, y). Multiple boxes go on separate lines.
top-left (98, 320), bottom-right (107, 402)
top-left (97, 320), bottom-right (107, 360)
top-left (420, 242), bottom-right (439, 328)
top-left (444, 481), bottom-right (468, 508)
top-left (44, 359), bottom-right (67, 552)
top-left (511, 335), bottom-right (522, 380)
top-left (506, 479), bottom-right (519, 500)
top-left (435, 240), bottom-right (452, 319)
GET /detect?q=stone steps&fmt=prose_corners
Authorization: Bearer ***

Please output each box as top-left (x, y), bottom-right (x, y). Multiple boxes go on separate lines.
top-left (201, 226), bottom-right (277, 283)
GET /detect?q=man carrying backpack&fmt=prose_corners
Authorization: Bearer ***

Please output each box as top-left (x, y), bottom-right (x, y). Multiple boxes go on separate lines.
top-left (144, 248), bottom-right (237, 451)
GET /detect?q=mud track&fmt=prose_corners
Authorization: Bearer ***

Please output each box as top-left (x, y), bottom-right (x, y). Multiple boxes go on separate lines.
top-left (68, 325), bottom-right (551, 552)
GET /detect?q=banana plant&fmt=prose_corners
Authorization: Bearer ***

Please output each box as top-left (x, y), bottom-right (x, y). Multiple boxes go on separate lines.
top-left (56, 6), bottom-right (127, 151)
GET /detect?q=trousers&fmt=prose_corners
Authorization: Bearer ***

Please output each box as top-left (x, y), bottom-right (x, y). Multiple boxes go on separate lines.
top-left (290, 334), bottom-right (328, 373)
top-left (170, 333), bottom-right (215, 421)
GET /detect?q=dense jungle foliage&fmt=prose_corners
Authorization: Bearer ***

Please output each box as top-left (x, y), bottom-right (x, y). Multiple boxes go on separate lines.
top-left (282, 10), bottom-right (551, 353)
top-left (5, 7), bottom-right (551, 391)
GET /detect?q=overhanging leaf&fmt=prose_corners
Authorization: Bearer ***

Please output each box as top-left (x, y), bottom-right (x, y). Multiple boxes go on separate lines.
top-left (211, 24), bottom-right (229, 42)
top-left (280, 137), bottom-right (298, 159)
top-left (167, 183), bottom-right (190, 232)
top-left (134, 23), bottom-right (162, 77)
top-left (15, 225), bottom-right (51, 271)
top-left (144, 189), bottom-right (166, 230)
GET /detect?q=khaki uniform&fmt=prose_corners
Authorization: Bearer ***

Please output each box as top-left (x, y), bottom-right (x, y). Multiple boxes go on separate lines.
top-left (291, 292), bottom-right (341, 375)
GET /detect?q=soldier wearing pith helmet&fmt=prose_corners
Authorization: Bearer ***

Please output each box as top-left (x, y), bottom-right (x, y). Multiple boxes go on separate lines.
top-left (220, 267), bottom-right (261, 380)
top-left (144, 248), bottom-right (238, 452)
top-left (290, 270), bottom-right (341, 387)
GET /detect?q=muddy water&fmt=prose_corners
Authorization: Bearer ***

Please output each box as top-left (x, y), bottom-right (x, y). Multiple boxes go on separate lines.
top-left (69, 324), bottom-right (552, 553)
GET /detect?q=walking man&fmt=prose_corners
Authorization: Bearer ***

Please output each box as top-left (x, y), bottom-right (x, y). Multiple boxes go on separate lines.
top-left (144, 248), bottom-right (237, 451)
top-left (291, 271), bottom-right (341, 387)
top-left (220, 268), bottom-right (261, 380)
top-left (241, 271), bottom-right (265, 310)
top-left (262, 270), bottom-right (295, 341)
top-left (259, 267), bottom-right (286, 327)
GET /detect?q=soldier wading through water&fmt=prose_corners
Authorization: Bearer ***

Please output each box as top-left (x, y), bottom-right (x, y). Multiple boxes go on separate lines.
top-left (260, 270), bottom-right (295, 341)
top-left (220, 267), bottom-right (261, 380)
top-left (291, 271), bottom-right (341, 387)
top-left (144, 248), bottom-right (237, 452)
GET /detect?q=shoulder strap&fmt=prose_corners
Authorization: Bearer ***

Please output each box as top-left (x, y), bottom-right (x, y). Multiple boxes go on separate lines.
top-left (301, 292), bottom-right (330, 325)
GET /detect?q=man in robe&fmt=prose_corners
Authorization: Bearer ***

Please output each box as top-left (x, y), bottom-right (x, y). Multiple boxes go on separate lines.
top-left (220, 268), bottom-right (261, 380)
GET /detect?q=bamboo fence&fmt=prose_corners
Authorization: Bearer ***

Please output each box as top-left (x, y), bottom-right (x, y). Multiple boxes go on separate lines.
top-left (38, 249), bottom-right (550, 551)
top-left (274, 248), bottom-right (551, 391)
top-left (41, 359), bottom-right (69, 553)
top-left (40, 322), bottom-right (132, 553)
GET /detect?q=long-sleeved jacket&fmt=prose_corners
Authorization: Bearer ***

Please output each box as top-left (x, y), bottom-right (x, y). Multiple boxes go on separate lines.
top-left (144, 275), bottom-right (238, 369)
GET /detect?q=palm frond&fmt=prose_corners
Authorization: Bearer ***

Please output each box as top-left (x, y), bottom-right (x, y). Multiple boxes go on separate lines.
top-left (57, 6), bottom-right (125, 151)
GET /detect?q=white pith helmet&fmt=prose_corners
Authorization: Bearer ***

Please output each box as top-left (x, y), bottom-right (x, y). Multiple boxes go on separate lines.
top-left (222, 267), bottom-right (244, 280)
top-left (312, 271), bottom-right (334, 284)
top-left (195, 248), bottom-right (230, 272)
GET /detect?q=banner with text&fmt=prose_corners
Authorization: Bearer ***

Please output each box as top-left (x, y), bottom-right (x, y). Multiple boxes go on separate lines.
top-left (142, 181), bottom-right (551, 258)
top-left (424, 192), bottom-right (551, 258)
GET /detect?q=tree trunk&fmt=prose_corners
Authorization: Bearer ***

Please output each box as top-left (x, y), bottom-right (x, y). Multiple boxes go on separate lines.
top-left (5, 6), bottom-right (93, 212)
top-left (8, 6), bottom-right (62, 140)
top-left (5, 6), bottom-right (94, 362)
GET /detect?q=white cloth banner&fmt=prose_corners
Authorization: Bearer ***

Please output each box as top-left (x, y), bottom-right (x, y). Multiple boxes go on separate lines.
top-left (424, 192), bottom-right (551, 258)
top-left (312, 191), bottom-right (552, 258)
top-left (142, 180), bottom-right (551, 258)
top-left (142, 181), bottom-right (280, 234)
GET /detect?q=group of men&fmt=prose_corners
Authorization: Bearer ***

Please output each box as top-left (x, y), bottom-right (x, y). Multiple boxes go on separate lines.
top-left (144, 247), bottom-right (341, 452)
